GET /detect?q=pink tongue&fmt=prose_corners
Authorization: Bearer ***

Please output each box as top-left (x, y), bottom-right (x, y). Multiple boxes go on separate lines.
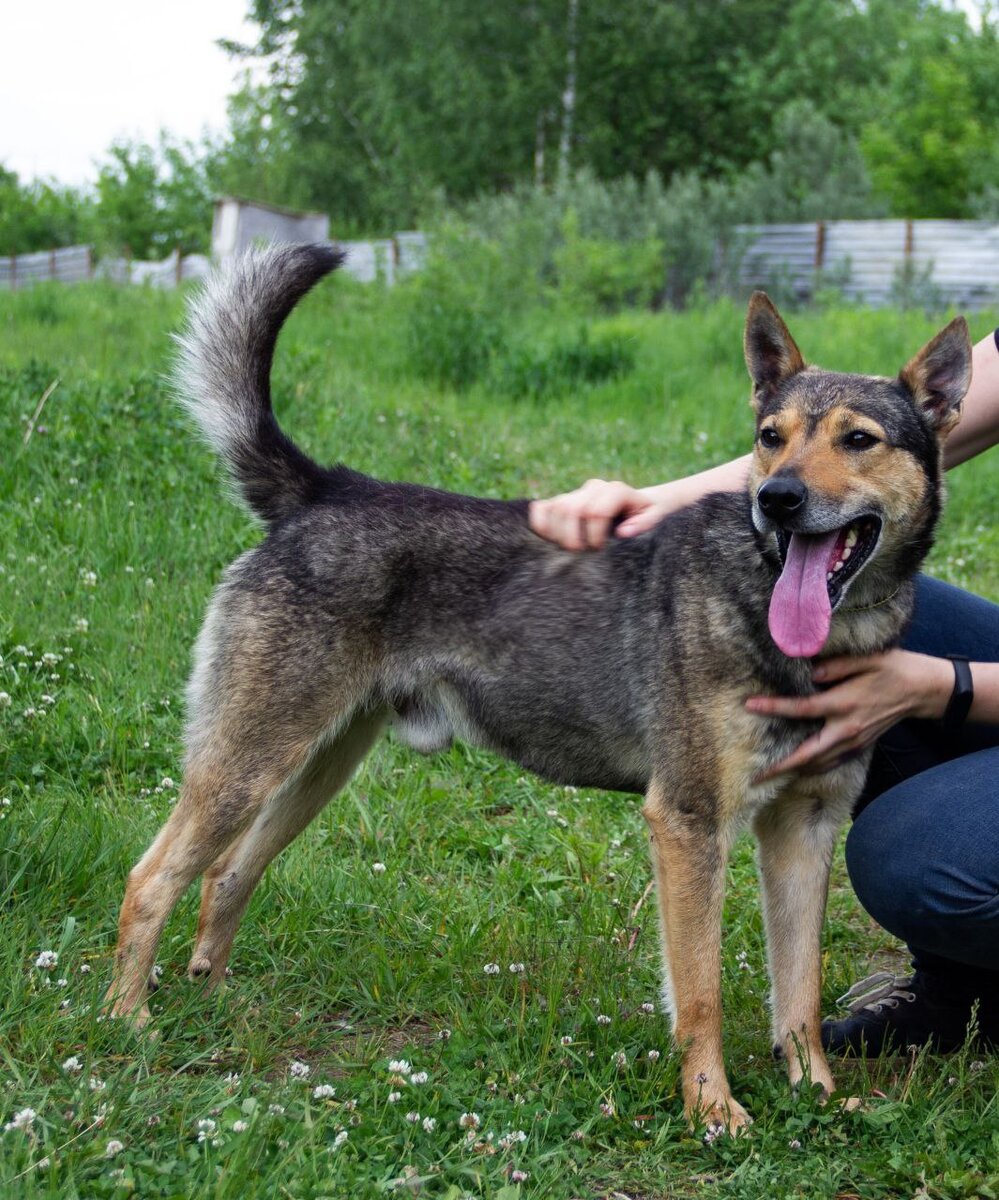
top-left (768, 530), bottom-right (840, 658)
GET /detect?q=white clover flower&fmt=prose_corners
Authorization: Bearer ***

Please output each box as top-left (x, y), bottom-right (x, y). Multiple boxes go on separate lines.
top-left (267, 1104), bottom-right (285, 1116)
top-left (509, 962), bottom-right (525, 975)
top-left (196, 1117), bottom-right (218, 1143)
top-left (789, 1138), bottom-right (802, 1149)
top-left (511, 1169), bottom-right (529, 1183)
top-left (80, 570), bottom-right (97, 587)
top-left (56, 977), bottom-right (67, 987)
top-left (332, 1130), bottom-right (348, 1150)
top-left (289, 1060), bottom-right (311, 1079)
top-left (614, 1050), bottom-right (627, 1069)
top-left (73, 618), bottom-right (89, 633)
top-left (409, 1071), bottom-right (429, 1085)
top-left (599, 1102), bottom-right (614, 1118)
top-left (458, 1112), bottom-right (481, 1130)
top-left (596, 1014), bottom-right (611, 1026)
top-left (483, 963), bottom-right (500, 976)
top-left (4, 1107), bottom-right (37, 1132)
top-left (703, 1122), bottom-right (723, 1144)
top-left (388, 1059), bottom-right (411, 1074)
top-left (640, 1002), bottom-right (655, 1014)
top-left (312, 1084), bottom-right (336, 1100)
top-left (89, 1077), bottom-right (106, 1092)
top-left (232, 1119), bottom-right (249, 1133)
top-left (388, 1091), bottom-right (401, 1103)
top-left (498, 1129), bottom-right (527, 1149)
top-left (646, 1049), bottom-right (661, 1062)
top-left (41, 653), bottom-right (60, 667)
top-left (61, 1056), bottom-right (82, 1074)
top-left (0, 693), bottom-right (10, 708)
top-left (372, 861), bottom-right (386, 874)
top-left (421, 1116), bottom-right (436, 1132)
top-left (436, 1028), bottom-right (452, 1041)
top-left (79, 964), bottom-right (91, 975)
top-left (160, 777), bottom-right (174, 789)
top-left (35, 950), bottom-right (58, 970)
top-left (560, 1035), bottom-right (572, 1046)
top-left (105, 1139), bottom-right (125, 1158)
top-left (223, 1072), bottom-right (240, 1087)
top-left (405, 1111), bottom-right (420, 1123)
top-left (36, 1156), bottom-right (50, 1170)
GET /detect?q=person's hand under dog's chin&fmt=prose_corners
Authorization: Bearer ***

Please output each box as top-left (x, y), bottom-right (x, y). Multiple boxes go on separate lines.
top-left (747, 649), bottom-right (953, 782)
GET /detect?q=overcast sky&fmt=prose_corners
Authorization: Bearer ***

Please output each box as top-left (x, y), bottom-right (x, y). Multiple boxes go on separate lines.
top-left (3, 1), bottom-right (258, 186)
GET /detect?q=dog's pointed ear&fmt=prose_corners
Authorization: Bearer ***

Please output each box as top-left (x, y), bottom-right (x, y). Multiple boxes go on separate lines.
top-left (744, 291), bottom-right (806, 410)
top-left (898, 316), bottom-right (972, 436)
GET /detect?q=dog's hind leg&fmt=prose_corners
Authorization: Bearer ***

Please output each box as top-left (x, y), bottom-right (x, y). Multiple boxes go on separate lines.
top-left (186, 707), bottom-right (386, 988)
top-left (106, 749), bottom-right (303, 1027)
top-left (753, 792), bottom-right (847, 1097)
top-left (642, 784), bottom-right (749, 1135)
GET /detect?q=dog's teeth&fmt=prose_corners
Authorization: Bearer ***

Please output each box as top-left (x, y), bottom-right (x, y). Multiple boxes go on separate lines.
top-left (833, 560), bottom-right (844, 572)
top-left (846, 529), bottom-right (858, 548)
top-left (827, 571), bottom-right (834, 581)
top-left (841, 547), bottom-right (852, 560)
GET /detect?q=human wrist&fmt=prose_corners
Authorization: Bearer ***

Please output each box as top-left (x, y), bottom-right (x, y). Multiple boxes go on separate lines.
top-left (912, 653), bottom-right (962, 721)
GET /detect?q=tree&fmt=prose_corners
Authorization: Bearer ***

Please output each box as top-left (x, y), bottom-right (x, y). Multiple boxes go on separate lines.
top-left (94, 136), bottom-right (214, 256)
top-left (0, 167), bottom-right (95, 253)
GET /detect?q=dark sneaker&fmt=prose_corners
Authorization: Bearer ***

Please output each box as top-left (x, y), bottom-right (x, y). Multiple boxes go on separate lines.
top-left (821, 970), bottom-right (991, 1056)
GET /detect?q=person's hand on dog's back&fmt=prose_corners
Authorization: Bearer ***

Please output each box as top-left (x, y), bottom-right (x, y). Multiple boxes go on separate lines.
top-left (529, 456), bottom-right (753, 550)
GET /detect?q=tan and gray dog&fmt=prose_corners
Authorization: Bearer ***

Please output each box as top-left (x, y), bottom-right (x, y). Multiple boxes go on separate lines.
top-left (106, 245), bottom-right (971, 1133)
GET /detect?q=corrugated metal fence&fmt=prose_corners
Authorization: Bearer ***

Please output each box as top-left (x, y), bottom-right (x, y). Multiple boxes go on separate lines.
top-left (739, 219), bottom-right (999, 308)
top-left (0, 245), bottom-right (211, 291)
top-left (4, 221), bottom-right (998, 305)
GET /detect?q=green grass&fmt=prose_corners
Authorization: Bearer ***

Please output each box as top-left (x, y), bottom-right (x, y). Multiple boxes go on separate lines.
top-left (2, 278), bottom-right (999, 1198)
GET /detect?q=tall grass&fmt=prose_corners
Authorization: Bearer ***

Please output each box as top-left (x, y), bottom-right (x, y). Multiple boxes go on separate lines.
top-left (2, 277), bottom-right (998, 1198)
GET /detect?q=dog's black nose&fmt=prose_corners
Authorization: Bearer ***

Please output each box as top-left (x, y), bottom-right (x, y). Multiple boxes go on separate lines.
top-left (757, 477), bottom-right (807, 519)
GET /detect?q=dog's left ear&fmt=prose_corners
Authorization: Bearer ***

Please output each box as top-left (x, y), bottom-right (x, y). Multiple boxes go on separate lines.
top-left (899, 316), bottom-right (972, 436)
top-left (744, 291), bottom-right (806, 410)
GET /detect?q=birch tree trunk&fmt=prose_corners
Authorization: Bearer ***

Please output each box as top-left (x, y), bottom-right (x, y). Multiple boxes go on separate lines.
top-left (557, 0), bottom-right (578, 184)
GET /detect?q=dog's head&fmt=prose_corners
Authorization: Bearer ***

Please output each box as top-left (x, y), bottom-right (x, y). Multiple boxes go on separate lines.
top-left (744, 292), bottom-right (971, 658)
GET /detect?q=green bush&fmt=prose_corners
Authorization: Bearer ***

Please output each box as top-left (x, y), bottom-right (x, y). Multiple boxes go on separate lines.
top-left (492, 325), bottom-right (636, 399)
top-left (402, 229), bottom-right (512, 390)
top-left (554, 213), bottom-right (663, 312)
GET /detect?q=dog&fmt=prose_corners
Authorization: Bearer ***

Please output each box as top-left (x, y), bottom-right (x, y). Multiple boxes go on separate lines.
top-left (106, 243), bottom-right (971, 1133)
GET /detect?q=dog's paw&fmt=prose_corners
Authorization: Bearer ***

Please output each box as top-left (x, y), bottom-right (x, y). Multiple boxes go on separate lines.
top-left (187, 955), bottom-right (213, 981)
top-left (690, 1098), bottom-right (753, 1139)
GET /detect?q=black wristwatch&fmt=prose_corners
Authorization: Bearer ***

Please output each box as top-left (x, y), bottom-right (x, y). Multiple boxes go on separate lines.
top-left (941, 655), bottom-right (974, 732)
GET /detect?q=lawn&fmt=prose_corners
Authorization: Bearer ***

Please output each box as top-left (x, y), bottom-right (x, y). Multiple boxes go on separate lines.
top-left (2, 275), bottom-right (998, 1198)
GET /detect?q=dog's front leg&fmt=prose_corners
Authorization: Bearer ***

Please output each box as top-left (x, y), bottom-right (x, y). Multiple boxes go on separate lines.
top-left (642, 786), bottom-right (749, 1135)
top-left (753, 793), bottom-right (844, 1096)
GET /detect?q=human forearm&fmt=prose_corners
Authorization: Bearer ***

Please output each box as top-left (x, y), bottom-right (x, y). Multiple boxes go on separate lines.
top-left (638, 454), bottom-right (752, 511)
top-left (943, 330), bottom-right (999, 468)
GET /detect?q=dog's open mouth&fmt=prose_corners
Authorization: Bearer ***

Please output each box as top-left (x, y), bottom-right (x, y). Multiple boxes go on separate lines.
top-left (770, 516), bottom-right (882, 658)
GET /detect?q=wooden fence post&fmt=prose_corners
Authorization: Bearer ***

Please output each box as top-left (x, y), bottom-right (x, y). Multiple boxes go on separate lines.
top-left (904, 219), bottom-right (914, 259)
top-left (50, 248), bottom-right (57, 282)
top-left (175, 246), bottom-right (183, 287)
top-left (814, 220), bottom-right (826, 272)
top-left (10, 252), bottom-right (16, 292)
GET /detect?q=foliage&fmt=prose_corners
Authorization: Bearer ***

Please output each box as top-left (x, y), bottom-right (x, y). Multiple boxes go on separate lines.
top-left (3, 279), bottom-right (999, 1196)
top-left (860, 8), bottom-right (999, 217)
top-left (553, 213), bottom-right (664, 312)
top-left (0, 168), bottom-right (95, 254)
top-left (221, 0), bottom-right (999, 229)
top-left (94, 136), bottom-right (215, 257)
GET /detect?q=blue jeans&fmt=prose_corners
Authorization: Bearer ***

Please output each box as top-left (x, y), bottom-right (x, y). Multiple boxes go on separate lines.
top-left (847, 576), bottom-right (999, 986)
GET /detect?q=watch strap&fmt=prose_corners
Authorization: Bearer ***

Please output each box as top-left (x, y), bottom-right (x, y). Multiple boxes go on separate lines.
top-left (941, 655), bottom-right (973, 732)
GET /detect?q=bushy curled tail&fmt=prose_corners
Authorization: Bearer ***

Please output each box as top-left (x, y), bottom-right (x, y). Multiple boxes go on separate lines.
top-left (174, 242), bottom-right (344, 524)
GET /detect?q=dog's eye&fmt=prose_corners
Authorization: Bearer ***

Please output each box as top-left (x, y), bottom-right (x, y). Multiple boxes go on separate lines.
top-left (844, 430), bottom-right (879, 450)
top-left (759, 427), bottom-right (782, 449)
